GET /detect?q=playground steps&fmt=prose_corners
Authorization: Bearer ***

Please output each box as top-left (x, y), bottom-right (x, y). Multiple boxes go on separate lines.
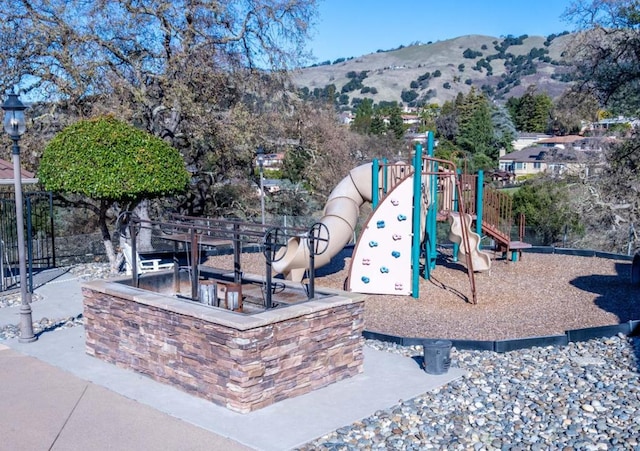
top-left (480, 220), bottom-right (532, 261)
top-left (507, 241), bottom-right (532, 250)
top-left (481, 221), bottom-right (510, 247)
top-left (503, 240), bottom-right (532, 261)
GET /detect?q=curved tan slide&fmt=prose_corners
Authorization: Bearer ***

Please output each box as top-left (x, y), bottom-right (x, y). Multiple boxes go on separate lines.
top-left (447, 212), bottom-right (491, 271)
top-left (272, 163), bottom-right (375, 281)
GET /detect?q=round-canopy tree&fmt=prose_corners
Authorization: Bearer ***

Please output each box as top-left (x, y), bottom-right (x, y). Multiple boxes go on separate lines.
top-left (39, 116), bottom-right (190, 266)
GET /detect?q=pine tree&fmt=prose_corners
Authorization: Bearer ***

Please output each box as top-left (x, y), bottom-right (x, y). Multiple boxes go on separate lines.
top-left (509, 86), bottom-right (553, 133)
top-left (456, 89), bottom-right (494, 158)
top-left (370, 114), bottom-right (386, 135)
top-left (387, 106), bottom-right (405, 139)
top-left (351, 98), bottom-right (374, 134)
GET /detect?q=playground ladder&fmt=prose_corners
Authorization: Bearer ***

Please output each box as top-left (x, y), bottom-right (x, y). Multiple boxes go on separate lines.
top-left (481, 186), bottom-right (512, 246)
top-left (481, 188), bottom-right (532, 259)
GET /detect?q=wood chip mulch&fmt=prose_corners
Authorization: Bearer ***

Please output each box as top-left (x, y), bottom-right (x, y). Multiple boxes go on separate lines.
top-left (205, 248), bottom-right (638, 341)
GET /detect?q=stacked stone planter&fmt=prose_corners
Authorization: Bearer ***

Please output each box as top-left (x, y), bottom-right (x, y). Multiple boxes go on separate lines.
top-left (82, 277), bottom-right (365, 413)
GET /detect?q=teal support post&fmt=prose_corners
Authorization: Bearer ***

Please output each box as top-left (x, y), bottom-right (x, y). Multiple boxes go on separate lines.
top-left (476, 170), bottom-right (484, 236)
top-left (428, 164), bottom-right (438, 272)
top-left (452, 168), bottom-right (460, 262)
top-left (426, 132), bottom-right (438, 274)
top-left (372, 159), bottom-right (380, 209)
top-left (411, 143), bottom-right (423, 298)
top-left (382, 158), bottom-right (388, 195)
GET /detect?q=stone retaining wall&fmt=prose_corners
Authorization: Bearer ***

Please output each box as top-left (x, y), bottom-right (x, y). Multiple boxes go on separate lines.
top-left (82, 279), bottom-right (365, 413)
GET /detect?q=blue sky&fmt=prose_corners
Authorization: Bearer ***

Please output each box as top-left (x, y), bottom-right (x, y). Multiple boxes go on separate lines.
top-left (307, 0), bottom-right (576, 63)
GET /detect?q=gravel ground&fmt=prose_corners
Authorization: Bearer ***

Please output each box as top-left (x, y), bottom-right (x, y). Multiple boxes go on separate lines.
top-left (205, 248), bottom-right (638, 341)
top-left (298, 335), bottom-right (640, 450)
top-left (2, 257), bottom-right (639, 449)
top-left (4, 249), bottom-right (632, 342)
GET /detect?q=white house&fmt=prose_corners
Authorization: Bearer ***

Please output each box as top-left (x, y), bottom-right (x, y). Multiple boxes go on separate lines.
top-left (499, 145), bottom-right (604, 178)
top-left (511, 133), bottom-right (552, 152)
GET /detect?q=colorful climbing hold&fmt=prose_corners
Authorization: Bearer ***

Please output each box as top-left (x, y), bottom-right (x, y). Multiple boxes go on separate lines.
top-left (397, 214), bottom-right (407, 221)
top-left (369, 241), bottom-right (378, 247)
top-left (380, 266), bottom-right (389, 273)
top-left (376, 220), bottom-right (385, 228)
top-left (391, 251), bottom-right (401, 258)
top-left (361, 276), bottom-right (370, 284)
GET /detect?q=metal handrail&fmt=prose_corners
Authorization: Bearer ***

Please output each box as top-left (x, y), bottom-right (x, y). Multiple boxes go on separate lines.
top-left (482, 186), bottom-right (513, 247)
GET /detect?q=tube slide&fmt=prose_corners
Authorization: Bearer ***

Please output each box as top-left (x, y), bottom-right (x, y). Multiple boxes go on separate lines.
top-left (272, 163), bottom-right (374, 281)
top-left (448, 212), bottom-right (491, 272)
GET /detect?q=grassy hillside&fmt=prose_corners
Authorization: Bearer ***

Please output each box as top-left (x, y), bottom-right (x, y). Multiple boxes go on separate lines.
top-left (292, 33), bottom-right (575, 107)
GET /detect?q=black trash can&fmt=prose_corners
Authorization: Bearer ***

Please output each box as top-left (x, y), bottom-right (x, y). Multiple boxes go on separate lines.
top-left (423, 339), bottom-right (452, 375)
top-left (632, 251), bottom-right (640, 286)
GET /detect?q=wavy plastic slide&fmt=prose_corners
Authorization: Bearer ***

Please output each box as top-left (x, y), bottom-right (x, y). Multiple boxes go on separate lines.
top-left (272, 163), bottom-right (374, 281)
top-left (447, 212), bottom-right (491, 272)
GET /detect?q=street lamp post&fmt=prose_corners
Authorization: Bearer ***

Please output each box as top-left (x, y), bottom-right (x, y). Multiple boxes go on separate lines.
top-left (2, 92), bottom-right (36, 343)
top-left (256, 146), bottom-right (266, 225)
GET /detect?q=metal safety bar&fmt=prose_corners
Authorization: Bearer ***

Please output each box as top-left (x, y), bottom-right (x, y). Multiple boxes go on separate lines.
top-left (118, 212), bottom-right (328, 309)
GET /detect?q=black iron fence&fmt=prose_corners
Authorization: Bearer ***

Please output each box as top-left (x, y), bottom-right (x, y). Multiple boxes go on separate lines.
top-left (0, 192), bottom-right (55, 292)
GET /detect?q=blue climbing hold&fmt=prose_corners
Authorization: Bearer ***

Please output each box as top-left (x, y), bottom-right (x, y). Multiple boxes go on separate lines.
top-left (397, 214), bottom-right (407, 221)
top-left (376, 220), bottom-right (385, 228)
top-left (369, 241), bottom-right (378, 247)
top-left (391, 251), bottom-right (401, 258)
top-left (380, 266), bottom-right (389, 273)
top-left (361, 276), bottom-right (370, 284)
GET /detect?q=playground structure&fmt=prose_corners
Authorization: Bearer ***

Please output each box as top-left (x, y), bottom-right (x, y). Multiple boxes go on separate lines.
top-left (273, 132), bottom-right (530, 303)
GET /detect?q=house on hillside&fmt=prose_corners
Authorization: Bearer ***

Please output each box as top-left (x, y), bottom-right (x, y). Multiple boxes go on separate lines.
top-left (339, 112), bottom-right (353, 125)
top-left (511, 133), bottom-right (552, 152)
top-left (401, 114), bottom-right (420, 126)
top-left (499, 144), bottom-right (604, 179)
top-left (587, 116), bottom-right (640, 135)
top-left (486, 170), bottom-right (516, 186)
top-left (536, 135), bottom-right (588, 149)
top-left (260, 153), bottom-right (284, 169)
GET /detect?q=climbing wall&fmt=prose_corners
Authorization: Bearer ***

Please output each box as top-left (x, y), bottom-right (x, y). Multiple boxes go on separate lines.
top-left (348, 177), bottom-right (414, 295)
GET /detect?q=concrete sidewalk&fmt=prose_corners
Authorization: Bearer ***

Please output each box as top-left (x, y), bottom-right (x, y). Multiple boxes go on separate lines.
top-left (0, 272), bottom-right (466, 451)
top-left (0, 343), bottom-right (250, 451)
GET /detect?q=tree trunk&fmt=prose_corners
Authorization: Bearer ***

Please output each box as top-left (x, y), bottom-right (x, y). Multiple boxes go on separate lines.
top-left (98, 201), bottom-right (118, 271)
top-left (134, 199), bottom-right (153, 252)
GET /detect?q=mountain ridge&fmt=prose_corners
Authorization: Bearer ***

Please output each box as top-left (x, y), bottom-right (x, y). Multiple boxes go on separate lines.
top-left (292, 33), bottom-right (575, 107)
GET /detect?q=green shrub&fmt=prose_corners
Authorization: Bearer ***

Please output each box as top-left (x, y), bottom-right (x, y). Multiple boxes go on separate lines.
top-left (39, 115), bottom-right (189, 201)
